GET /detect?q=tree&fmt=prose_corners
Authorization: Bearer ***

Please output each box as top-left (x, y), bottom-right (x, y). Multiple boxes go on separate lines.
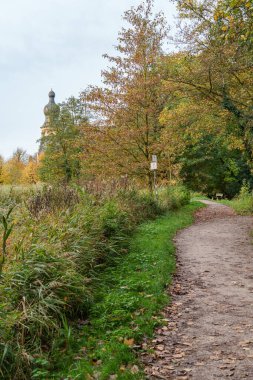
top-left (179, 133), bottom-right (252, 197)
top-left (167, 0), bottom-right (253, 159)
top-left (83, 0), bottom-right (171, 189)
top-left (22, 156), bottom-right (39, 184)
top-left (213, 0), bottom-right (253, 47)
top-left (1, 149), bottom-right (27, 184)
top-left (159, 71), bottom-right (252, 196)
top-left (39, 97), bottom-right (87, 184)
top-left (12, 148), bottom-right (28, 164)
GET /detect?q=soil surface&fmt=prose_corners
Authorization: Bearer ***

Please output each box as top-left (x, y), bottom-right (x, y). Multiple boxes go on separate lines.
top-left (142, 200), bottom-right (253, 380)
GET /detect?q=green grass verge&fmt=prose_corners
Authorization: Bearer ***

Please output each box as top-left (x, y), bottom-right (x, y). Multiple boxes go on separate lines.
top-left (190, 192), bottom-right (209, 202)
top-left (220, 197), bottom-right (253, 215)
top-left (48, 202), bottom-right (203, 380)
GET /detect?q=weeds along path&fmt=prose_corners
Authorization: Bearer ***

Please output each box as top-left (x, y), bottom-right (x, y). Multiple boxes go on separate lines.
top-left (143, 200), bottom-right (253, 379)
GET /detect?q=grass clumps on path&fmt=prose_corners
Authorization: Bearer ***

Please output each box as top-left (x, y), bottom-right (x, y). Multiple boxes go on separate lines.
top-left (55, 202), bottom-right (202, 380)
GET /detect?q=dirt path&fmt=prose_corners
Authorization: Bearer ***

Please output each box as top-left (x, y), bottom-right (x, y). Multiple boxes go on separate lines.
top-left (142, 200), bottom-right (253, 379)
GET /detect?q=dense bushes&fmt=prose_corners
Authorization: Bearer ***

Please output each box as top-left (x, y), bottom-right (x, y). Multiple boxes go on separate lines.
top-left (0, 184), bottom-right (189, 379)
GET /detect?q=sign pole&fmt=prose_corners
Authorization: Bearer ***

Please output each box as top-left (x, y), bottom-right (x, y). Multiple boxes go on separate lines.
top-left (154, 168), bottom-right (158, 201)
top-left (150, 155), bottom-right (158, 201)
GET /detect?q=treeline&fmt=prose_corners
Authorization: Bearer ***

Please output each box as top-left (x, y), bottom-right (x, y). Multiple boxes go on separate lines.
top-left (0, 149), bottom-right (39, 185)
top-left (2, 0), bottom-right (253, 197)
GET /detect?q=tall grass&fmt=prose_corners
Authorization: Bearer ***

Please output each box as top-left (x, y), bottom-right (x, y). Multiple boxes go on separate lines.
top-left (0, 184), bottom-right (190, 379)
top-left (53, 202), bottom-right (202, 380)
top-left (222, 181), bottom-right (253, 215)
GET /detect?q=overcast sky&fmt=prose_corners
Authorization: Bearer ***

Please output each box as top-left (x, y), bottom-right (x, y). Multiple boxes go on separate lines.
top-left (0, 0), bottom-right (177, 159)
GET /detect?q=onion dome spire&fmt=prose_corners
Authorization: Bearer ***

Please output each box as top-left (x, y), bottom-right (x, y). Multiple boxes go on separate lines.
top-left (41, 89), bottom-right (60, 135)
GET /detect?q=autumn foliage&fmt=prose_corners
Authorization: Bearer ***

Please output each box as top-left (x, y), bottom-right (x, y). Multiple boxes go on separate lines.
top-left (0, 149), bottom-right (39, 185)
top-left (1, 0), bottom-right (253, 195)
top-left (0, 0), bottom-right (253, 378)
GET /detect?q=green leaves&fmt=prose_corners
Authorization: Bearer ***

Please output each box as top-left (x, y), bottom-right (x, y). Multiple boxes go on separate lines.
top-left (39, 96), bottom-right (87, 184)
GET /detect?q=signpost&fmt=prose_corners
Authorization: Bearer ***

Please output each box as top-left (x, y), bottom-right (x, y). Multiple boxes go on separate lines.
top-left (150, 155), bottom-right (158, 200)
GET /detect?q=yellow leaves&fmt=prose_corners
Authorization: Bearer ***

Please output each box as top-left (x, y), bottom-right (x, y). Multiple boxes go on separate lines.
top-left (159, 97), bottom-right (238, 166)
top-left (22, 161), bottom-right (39, 184)
top-left (1, 160), bottom-right (25, 185)
top-left (214, 10), bottom-right (225, 21)
top-left (226, 136), bottom-right (244, 151)
top-left (160, 100), bottom-right (222, 136)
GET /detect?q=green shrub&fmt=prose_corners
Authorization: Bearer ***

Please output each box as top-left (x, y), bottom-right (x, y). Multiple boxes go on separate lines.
top-left (99, 200), bottom-right (128, 238)
top-left (238, 180), bottom-right (251, 199)
top-left (116, 190), bottom-right (163, 229)
top-left (222, 180), bottom-right (253, 215)
top-left (158, 185), bottom-right (190, 210)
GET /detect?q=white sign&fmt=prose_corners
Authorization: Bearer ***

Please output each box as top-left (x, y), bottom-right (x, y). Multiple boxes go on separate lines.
top-left (152, 155), bottom-right (157, 163)
top-left (150, 162), bottom-right (157, 171)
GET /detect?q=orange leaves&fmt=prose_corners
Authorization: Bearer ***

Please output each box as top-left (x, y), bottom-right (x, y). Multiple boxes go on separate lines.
top-left (78, 1), bottom-right (171, 186)
top-left (123, 338), bottom-right (135, 346)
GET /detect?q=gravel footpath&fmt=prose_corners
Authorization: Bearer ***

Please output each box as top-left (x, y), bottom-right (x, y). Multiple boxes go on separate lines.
top-left (142, 200), bottom-right (253, 380)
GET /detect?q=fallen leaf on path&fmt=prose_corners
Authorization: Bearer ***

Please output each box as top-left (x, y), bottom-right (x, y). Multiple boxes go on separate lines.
top-left (131, 365), bottom-right (139, 374)
top-left (165, 365), bottom-right (175, 370)
top-left (239, 340), bottom-right (252, 347)
top-left (124, 338), bottom-right (134, 346)
top-left (210, 355), bottom-right (220, 360)
top-left (173, 353), bottom-right (185, 359)
top-left (183, 368), bottom-right (192, 372)
top-left (223, 359), bottom-right (236, 364)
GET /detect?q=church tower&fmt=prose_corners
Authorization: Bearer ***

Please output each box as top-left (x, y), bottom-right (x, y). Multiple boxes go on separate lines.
top-left (41, 89), bottom-right (60, 137)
